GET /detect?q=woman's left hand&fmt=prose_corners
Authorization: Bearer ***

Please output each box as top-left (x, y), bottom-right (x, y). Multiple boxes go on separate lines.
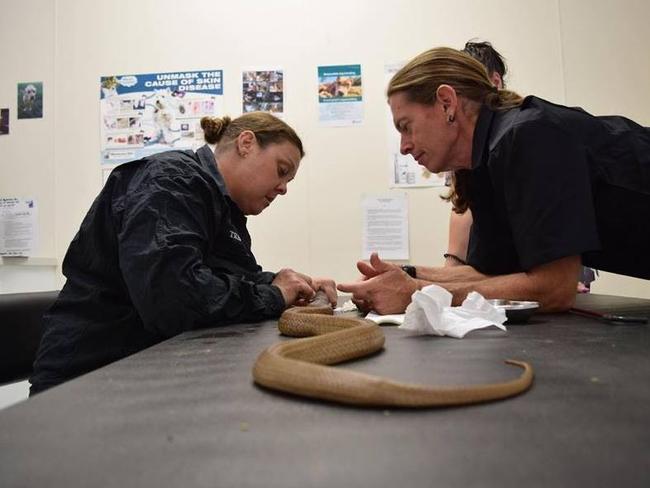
top-left (311, 278), bottom-right (338, 307)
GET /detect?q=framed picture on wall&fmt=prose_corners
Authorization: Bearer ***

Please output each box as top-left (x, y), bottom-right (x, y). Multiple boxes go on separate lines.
top-left (242, 69), bottom-right (284, 115)
top-left (0, 108), bottom-right (9, 135)
top-left (17, 82), bottom-right (43, 119)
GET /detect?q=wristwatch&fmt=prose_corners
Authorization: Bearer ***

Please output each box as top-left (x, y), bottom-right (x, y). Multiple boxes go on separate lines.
top-left (400, 265), bottom-right (417, 278)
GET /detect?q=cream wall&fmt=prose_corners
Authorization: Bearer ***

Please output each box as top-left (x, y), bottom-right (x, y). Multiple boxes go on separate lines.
top-left (0, 0), bottom-right (648, 298)
top-left (558, 0), bottom-right (650, 297)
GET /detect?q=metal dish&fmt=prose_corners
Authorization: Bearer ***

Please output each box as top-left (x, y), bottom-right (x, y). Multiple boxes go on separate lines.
top-left (487, 299), bottom-right (540, 324)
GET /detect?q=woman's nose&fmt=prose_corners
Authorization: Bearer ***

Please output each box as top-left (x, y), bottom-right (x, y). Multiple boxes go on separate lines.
top-left (400, 136), bottom-right (413, 155)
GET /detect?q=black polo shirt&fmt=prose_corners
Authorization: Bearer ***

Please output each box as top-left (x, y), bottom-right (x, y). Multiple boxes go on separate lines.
top-left (31, 145), bottom-right (285, 393)
top-left (467, 96), bottom-right (650, 279)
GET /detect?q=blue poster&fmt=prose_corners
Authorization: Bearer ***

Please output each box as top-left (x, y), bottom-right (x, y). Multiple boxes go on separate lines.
top-left (317, 64), bottom-right (363, 126)
top-left (99, 69), bottom-right (224, 165)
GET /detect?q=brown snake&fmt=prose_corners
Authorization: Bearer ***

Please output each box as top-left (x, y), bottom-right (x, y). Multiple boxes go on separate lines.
top-left (252, 292), bottom-right (534, 407)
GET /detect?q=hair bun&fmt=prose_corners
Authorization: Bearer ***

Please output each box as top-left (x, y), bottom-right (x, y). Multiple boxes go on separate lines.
top-left (200, 116), bottom-right (232, 144)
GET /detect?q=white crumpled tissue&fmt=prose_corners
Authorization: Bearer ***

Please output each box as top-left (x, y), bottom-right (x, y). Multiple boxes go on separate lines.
top-left (399, 284), bottom-right (507, 338)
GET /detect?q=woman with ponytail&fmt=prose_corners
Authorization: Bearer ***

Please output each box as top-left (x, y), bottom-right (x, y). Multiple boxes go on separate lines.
top-left (339, 46), bottom-right (649, 314)
top-left (31, 112), bottom-right (336, 394)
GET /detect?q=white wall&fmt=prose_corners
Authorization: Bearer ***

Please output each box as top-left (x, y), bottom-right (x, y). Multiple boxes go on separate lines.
top-left (0, 0), bottom-right (648, 298)
top-left (558, 0), bottom-right (650, 297)
top-left (0, 0), bottom-right (57, 293)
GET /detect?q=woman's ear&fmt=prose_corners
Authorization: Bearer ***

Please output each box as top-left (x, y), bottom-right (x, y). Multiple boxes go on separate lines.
top-left (236, 130), bottom-right (256, 158)
top-left (489, 72), bottom-right (504, 90)
top-left (436, 85), bottom-right (457, 111)
top-left (436, 84), bottom-right (458, 122)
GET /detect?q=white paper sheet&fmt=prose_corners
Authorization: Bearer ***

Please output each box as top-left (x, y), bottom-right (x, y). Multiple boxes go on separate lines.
top-left (0, 197), bottom-right (38, 256)
top-left (361, 193), bottom-right (409, 260)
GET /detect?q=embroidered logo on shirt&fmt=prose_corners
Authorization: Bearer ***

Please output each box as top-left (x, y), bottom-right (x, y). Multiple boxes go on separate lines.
top-left (229, 230), bottom-right (242, 242)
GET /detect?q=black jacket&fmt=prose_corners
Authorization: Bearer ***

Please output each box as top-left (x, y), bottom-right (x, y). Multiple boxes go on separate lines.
top-left (30, 145), bottom-right (284, 393)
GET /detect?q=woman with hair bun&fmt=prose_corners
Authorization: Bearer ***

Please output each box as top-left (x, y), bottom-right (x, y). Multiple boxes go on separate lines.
top-left (339, 47), bottom-right (649, 314)
top-left (31, 112), bottom-right (335, 394)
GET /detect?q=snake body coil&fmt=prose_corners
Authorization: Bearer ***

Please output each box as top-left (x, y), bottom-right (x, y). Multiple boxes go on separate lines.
top-left (252, 298), bottom-right (533, 407)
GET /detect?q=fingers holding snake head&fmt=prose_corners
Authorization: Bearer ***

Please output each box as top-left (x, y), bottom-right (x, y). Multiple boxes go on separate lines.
top-left (312, 278), bottom-right (338, 307)
top-left (273, 268), bottom-right (316, 307)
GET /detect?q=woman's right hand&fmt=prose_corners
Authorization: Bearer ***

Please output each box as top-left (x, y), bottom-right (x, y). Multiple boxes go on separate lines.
top-left (272, 268), bottom-right (317, 307)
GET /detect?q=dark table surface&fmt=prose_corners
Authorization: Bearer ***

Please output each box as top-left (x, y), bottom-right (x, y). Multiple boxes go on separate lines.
top-left (1, 293), bottom-right (649, 488)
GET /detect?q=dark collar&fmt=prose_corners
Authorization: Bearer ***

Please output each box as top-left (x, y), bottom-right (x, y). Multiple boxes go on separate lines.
top-left (196, 144), bottom-right (248, 223)
top-left (471, 105), bottom-right (495, 169)
top-left (196, 144), bottom-right (229, 196)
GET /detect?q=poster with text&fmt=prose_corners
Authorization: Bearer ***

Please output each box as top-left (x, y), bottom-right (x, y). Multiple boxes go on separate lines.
top-left (242, 69), bottom-right (283, 114)
top-left (385, 64), bottom-right (445, 188)
top-left (17, 82), bottom-right (43, 119)
top-left (0, 109), bottom-right (9, 135)
top-left (318, 64), bottom-right (363, 127)
top-left (361, 193), bottom-right (409, 260)
top-left (0, 197), bottom-right (38, 256)
top-left (99, 69), bottom-right (223, 165)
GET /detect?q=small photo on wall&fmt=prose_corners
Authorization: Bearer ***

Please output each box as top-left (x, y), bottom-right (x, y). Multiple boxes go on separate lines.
top-left (242, 69), bottom-right (283, 114)
top-left (17, 82), bottom-right (43, 119)
top-left (0, 109), bottom-right (9, 135)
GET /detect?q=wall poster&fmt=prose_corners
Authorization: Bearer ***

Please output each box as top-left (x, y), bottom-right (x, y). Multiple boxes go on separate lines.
top-left (318, 64), bottom-right (363, 127)
top-left (17, 82), bottom-right (43, 119)
top-left (0, 109), bottom-right (9, 135)
top-left (242, 69), bottom-right (284, 114)
top-left (99, 69), bottom-right (224, 166)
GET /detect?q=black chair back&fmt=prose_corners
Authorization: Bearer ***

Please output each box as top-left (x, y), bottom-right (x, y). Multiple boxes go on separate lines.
top-left (0, 290), bottom-right (59, 384)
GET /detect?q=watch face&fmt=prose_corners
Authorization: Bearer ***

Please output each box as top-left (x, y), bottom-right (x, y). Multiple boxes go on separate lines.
top-left (401, 265), bottom-right (416, 278)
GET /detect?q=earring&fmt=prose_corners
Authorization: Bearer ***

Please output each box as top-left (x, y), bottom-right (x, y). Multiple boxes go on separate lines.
top-left (447, 114), bottom-right (455, 124)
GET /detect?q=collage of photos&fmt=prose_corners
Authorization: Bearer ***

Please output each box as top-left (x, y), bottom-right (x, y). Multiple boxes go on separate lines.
top-left (242, 70), bottom-right (284, 114)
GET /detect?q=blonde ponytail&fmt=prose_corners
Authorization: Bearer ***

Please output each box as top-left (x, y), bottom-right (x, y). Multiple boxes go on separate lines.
top-left (388, 47), bottom-right (523, 111)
